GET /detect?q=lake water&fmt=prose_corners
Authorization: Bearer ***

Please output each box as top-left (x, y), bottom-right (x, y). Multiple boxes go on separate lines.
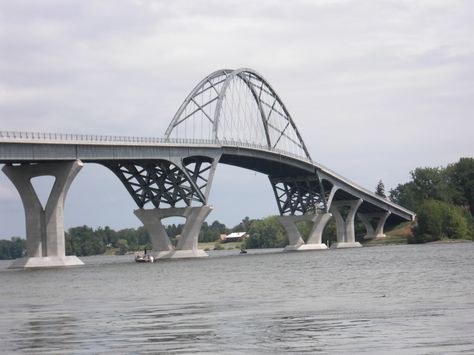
top-left (0, 242), bottom-right (473, 354)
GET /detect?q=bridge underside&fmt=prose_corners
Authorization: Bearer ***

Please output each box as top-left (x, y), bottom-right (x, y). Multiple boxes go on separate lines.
top-left (218, 152), bottom-right (410, 225)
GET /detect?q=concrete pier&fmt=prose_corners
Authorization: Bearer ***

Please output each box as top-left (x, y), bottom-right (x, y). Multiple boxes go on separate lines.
top-left (279, 213), bottom-right (331, 251)
top-left (330, 199), bottom-right (363, 248)
top-left (3, 160), bottom-right (84, 268)
top-left (134, 205), bottom-right (212, 259)
top-left (358, 211), bottom-right (391, 239)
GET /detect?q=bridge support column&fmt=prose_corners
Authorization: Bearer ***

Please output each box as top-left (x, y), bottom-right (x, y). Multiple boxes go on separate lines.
top-left (278, 213), bottom-right (331, 251)
top-left (358, 212), bottom-right (391, 239)
top-left (330, 199), bottom-right (363, 248)
top-left (134, 205), bottom-right (212, 259)
top-left (2, 160), bottom-right (84, 268)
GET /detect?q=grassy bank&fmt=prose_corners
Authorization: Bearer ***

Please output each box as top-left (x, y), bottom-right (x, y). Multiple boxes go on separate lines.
top-left (198, 241), bottom-right (244, 251)
top-left (362, 221), bottom-right (413, 246)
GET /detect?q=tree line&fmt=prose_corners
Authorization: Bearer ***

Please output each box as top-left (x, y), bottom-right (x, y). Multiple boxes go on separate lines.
top-left (0, 237), bottom-right (26, 260)
top-left (389, 157), bottom-right (473, 243)
top-left (0, 219), bottom-right (245, 259)
top-left (63, 220), bottom-right (241, 257)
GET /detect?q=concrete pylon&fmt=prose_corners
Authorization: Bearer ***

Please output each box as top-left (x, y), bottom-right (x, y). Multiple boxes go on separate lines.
top-left (3, 160), bottom-right (84, 268)
top-left (134, 205), bottom-right (212, 259)
top-left (358, 211), bottom-right (391, 239)
top-left (330, 199), bottom-right (363, 248)
top-left (278, 213), bottom-right (331, 251)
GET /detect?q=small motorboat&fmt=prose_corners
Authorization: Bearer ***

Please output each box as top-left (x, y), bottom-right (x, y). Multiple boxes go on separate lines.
top-left (135, 254), bottom-right (154, 263)
top-left (240, 248), bottom-right (247, 254)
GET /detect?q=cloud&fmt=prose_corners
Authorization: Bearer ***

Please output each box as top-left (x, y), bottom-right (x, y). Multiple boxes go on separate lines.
top-left (1, 0), bottom-right (473, 236)
top-left (0, 182), bottom-right (17, 201)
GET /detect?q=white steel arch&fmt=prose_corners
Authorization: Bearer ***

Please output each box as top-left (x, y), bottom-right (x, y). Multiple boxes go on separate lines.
top-left (165, 68), bottom-right (311, 160)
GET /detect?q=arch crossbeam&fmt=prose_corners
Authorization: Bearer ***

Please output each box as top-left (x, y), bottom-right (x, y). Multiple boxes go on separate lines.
top-left (165, 68), bottom-right (311, 160)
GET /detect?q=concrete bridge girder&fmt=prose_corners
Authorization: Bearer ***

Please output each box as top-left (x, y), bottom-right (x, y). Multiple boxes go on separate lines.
top-left (2, 160), bottom-right (84, 268)
top-left (134, 205), bottom-right (212, 259)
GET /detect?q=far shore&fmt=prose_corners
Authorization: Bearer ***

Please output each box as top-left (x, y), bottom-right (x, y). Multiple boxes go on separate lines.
top-left (102, 236), bottom-right (473, 256)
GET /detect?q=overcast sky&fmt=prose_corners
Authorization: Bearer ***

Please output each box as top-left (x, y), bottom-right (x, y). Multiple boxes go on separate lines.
top-left (1, 0), bottom-right (473, 238)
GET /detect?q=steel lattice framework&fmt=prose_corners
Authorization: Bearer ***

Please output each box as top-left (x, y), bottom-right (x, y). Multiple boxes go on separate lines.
top-left (104, 157), bottom-right (215, 208)
top-left (165, 68), bottom-right (311, 160)
top-left (270, 176), bottom-right (327, 215)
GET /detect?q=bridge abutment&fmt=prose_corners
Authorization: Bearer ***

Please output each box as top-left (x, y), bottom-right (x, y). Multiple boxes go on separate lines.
top-left (358, 211), bottom-right (391, 239)
top-left (330, 199), bottom-right (363, 248)
top-left (3, 160), bottom-right (84, 268)
top-left (134, 205), bottom-right (212, 259)
top-left (278, 213), bottom-right (331, 251)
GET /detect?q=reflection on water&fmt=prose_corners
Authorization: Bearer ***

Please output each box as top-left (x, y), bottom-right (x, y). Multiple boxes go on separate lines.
top-left (0, 243), bottom-right (473, 354)
top-left (12, 306), bottom-right (79, 353)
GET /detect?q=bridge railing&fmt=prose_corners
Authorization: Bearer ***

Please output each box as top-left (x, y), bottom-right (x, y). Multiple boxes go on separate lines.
top-left (0, 131), bottom-right (312, 163)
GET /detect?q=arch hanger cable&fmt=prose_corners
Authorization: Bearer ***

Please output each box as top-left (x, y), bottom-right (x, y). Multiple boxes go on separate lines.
top-left (165, 68), bottom-right (312, 161)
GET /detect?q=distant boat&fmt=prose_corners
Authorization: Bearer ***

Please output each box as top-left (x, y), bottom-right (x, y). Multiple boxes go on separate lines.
top-left (135, 254), bottom-right (154, 263)
top-left (240, 248), bottom-right (247, 254)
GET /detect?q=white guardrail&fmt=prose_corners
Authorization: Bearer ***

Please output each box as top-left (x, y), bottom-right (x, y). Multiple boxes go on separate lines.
top-left (0, 130), bottom-right (312, 163)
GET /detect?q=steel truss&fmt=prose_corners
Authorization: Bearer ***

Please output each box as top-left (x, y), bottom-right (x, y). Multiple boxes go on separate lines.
top-left (165, 68), bottom-right (311, 160)
top-left (104, 157), bottom-right (215, 208)
top-left (270, 175), bottom-right (327, 216)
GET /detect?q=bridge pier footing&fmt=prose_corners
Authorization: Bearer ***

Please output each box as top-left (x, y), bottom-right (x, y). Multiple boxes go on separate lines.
top-left (2, 160), bottom-right (84, 268)
top-left (278, 213), bottom-right (331, 251)
top-left (134, 205), bottom-right (212, 259)
top-left (330, 199), bottom-right (363, 249)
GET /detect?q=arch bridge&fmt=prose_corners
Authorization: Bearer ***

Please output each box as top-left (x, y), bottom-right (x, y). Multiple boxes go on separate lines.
top-left (0, 68), bottom-right (414, 268)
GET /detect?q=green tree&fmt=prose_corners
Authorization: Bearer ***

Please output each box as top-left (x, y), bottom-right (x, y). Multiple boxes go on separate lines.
top-left (444, 206), bottom-right (469, 239)
top-left (199, 220), bottom-right (229, 243)
top-left (136, 226), bottom-right (150, 246)
top-left (390, 167), bottom-right (456, 211)
top-left (0, 237), bottom-right (26, 259)
top-left (245, 216), bottom-right (287, 249)
top-left (447, 157), bottom-right (474, 216)
top-left (322, 220), bottom-right (337, 244)
top-left (116, 228), bottom-right (138, 251)
top-left (410, 200), bottom-right (470, 243)
top-left (375, 180), bottom-right (386, 197)
top-left (413, 200), bottom-right (443, 242)
top-left (389, 181), bottom-right (419, 211)
top-left (0, 240), bottom-right (13, 259)
top-left (95, 226), bottom-right (118, 247)
top-left (166, 223), bottom-right (182, 239)
top-left (117, 239), bottom-right (129, 254)
top-left (66, 225), bottom-right (106, 256)
top-left (296, 220), bottom-right (312, 242)
top-left (241, 216), bottom-right (251, 232)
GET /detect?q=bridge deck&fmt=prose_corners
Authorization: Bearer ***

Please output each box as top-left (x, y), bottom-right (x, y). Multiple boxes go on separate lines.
top-left (0, 131), bottom-right (415, 222)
